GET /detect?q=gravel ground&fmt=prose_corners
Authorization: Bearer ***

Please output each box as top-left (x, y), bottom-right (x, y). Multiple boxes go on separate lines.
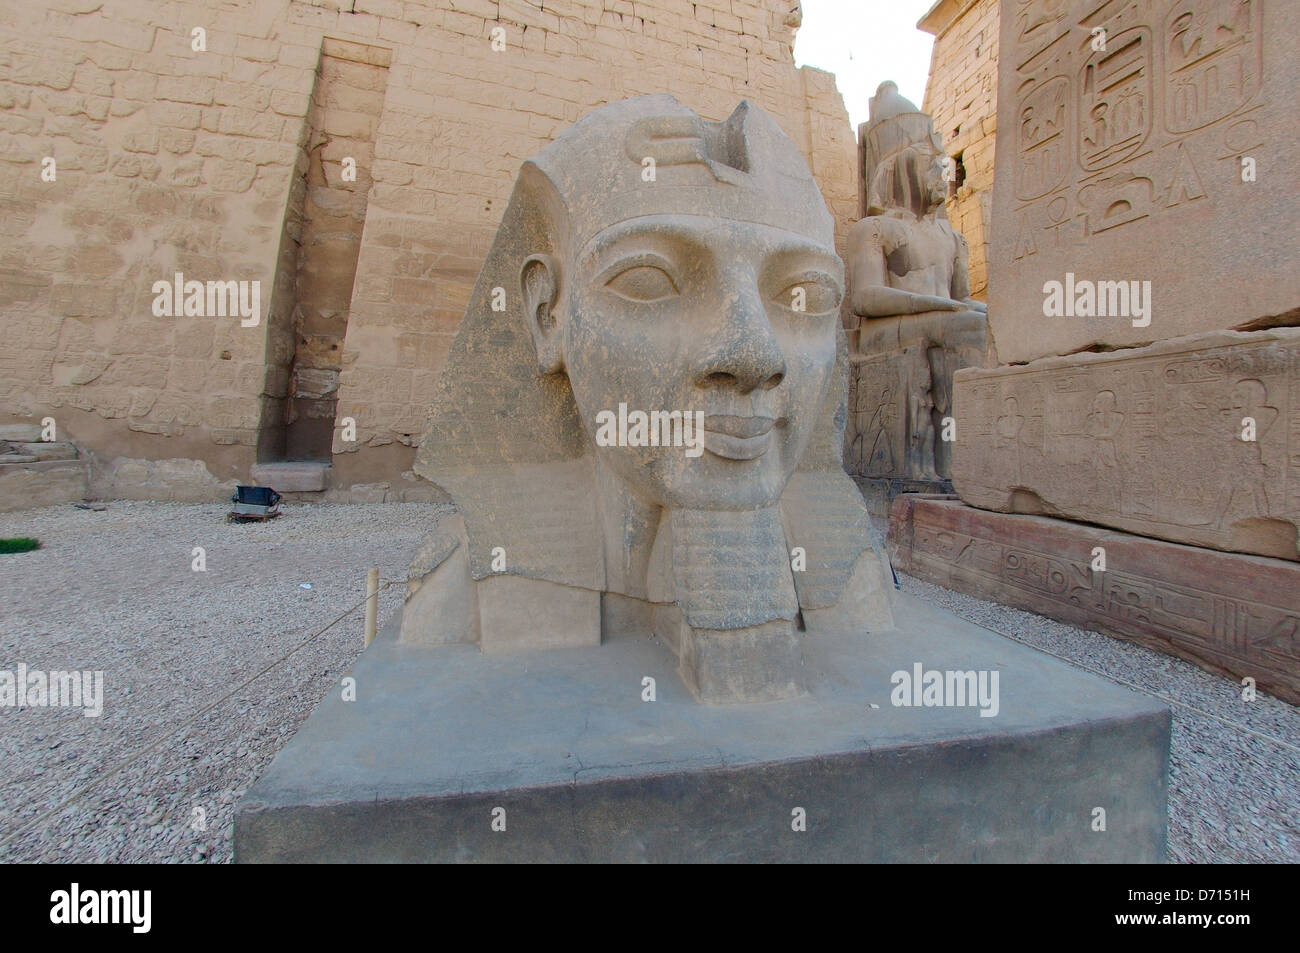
top-left (0, 501), bottom-right (440, 863)
top-left (900, 574), bottom-right (1299, 864)
top-left (1, 500), bottom-right (1295, 863)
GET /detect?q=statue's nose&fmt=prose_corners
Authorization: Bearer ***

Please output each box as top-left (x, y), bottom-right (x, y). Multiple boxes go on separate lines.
top-left (692, 278), bottom-right (786, 394)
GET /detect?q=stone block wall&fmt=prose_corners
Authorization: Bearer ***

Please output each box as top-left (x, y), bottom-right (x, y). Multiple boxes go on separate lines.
top-left (0, 0), bottom-right (857, 500)
top-left (919, 0), bottom-right (998, 301)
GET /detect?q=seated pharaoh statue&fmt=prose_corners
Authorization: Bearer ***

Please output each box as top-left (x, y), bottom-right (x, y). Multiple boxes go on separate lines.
top-left (846, 81), bottom-right (988, 484)
top-left (398, 95), bottom-right (895, 704)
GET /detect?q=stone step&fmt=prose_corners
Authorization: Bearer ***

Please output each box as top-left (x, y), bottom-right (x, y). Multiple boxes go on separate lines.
top-left (0, 458), bottom-right (89, 512)
top-left (249, 461), bottom-right (332, 493)
top-left (0, 424), bottom-right (44, 442)
top-left (3, 441), bottom-right (78, 461)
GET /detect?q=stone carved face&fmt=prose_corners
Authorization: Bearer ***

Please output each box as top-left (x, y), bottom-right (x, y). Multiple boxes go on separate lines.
top-left (525, 213), bottom-right (844, 510)
top-left (923, 149), bottom-right (948, 208)
top-left (870, 144), bottom-right (948, 218)
top-left (413, 98), bottom-right (869, 641)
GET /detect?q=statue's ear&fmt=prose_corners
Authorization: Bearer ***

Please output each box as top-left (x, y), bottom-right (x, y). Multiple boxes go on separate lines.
top-left (521, 253), bottom-right (563, 374)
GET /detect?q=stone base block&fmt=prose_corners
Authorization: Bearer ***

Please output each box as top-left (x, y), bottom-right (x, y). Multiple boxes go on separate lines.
top-left (890, 496), bottom-right (1300, 705)
top-left (235, 592), bottom-right (1169, 863)
top-left (667, 612), bottom-right (803, 704)
top-left (853, 476), bottom-right (954, 520)
top-left (951, 327), bottom-right (1300, 561)
top-left (90, 456), bottom-right (235, 503)
top-left (0, 458), bottom-right (89, 512)
top-left (477, 574), bottom-right (601, 653)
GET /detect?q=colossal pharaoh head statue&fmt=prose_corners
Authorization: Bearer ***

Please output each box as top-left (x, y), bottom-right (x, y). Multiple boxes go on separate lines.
top-left (402, 96), bottom-right (894, 703)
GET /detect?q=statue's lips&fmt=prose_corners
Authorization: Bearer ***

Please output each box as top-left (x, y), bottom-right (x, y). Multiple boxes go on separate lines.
top-left (702, 415), bottom-right (777, 461)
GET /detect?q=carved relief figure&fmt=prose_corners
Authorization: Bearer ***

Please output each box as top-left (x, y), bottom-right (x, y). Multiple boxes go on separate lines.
top-left (866, 383), bottom-right (898, 474)
top-left (1084, 389), bottom-right (1125, 508)
top-left (1217, 378), bottom-right (1277, 529)
top-left (907, 348), bottom-right (937, 480)
top-left (995, 396), bottom-right (1026, 490)
top-left (846, 82), bottom-right (988, 484)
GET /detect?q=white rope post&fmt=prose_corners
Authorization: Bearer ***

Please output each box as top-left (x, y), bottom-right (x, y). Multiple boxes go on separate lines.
top-left (364, 567), bottom-right (379, 647)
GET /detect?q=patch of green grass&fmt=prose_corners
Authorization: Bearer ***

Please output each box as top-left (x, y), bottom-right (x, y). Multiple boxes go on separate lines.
top-left (0, 537), bottom-right (40, 554)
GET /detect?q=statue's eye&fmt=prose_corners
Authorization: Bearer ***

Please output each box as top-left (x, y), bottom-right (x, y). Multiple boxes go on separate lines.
top-left (778, 278), bottom-right (841, 314)
top-left (605, 265), bottom-right (679, 303)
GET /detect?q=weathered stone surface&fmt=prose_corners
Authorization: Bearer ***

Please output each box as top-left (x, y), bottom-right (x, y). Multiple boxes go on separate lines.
top-left (478, 575), bottom-right (601, 654)
top-left (990, 0), bottom-right (1300, 363)
top-left (399, 512), bottom-right (478, 648)
top-left (90, 456), bottom-right (234, 503)
top-left (890, 496), bottom-right (1300, 705)
top-left (845, 82), bottom-right (988, 484)
top-left (952, 327), bottom-right (1300, 560)
top-left (234, 593), bottom-right (1170, 862)
top-left (403, 96), bottom-right (891, 703)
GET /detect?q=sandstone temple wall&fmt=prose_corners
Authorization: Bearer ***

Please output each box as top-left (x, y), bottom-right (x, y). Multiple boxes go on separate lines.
top-left (0, 0), bottom-right (857, 500)
top-left (919, 0), bottom-right (998, 302)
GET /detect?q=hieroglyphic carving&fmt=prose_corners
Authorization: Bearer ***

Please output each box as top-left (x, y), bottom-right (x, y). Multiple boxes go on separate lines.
top-left (952, 328), bottom-right (1300, 560)
top-left (1016, 76), bottom-right (1072, 200)
top-left (1165, 0), bottom-right (1263, 133)
top-left (1014, 0), bottom-right (1072, 60)
top-left (990, 0), bottom-right (1294, 363)
top-left (1079, 27), bottom-right (1152, 171)
top-left (890, 497), bottom-right (1300, 703)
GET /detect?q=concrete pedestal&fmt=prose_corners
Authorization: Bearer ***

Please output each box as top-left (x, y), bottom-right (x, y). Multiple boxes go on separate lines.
top-left (235, 592), bottom-right (1169, 863)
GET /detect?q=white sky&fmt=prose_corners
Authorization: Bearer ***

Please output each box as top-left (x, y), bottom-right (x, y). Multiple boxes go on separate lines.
top-left (793, 0), bottom-right (939, 133)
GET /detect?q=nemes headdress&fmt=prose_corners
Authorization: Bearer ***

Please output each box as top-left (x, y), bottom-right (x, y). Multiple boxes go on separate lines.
top-left (412, 95), bottom-right (874, 625)
top-left (522, 94), bottom-right (836, 258)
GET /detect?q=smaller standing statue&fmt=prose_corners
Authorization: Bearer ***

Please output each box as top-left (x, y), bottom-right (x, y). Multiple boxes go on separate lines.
top-left (846, 81), bottom-right (987, 491)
